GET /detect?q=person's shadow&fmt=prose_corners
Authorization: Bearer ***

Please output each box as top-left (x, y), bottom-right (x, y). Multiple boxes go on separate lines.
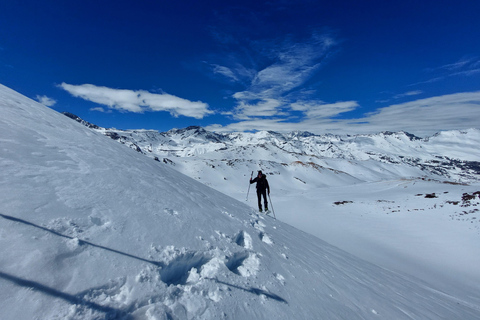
top-left (0, 271), bottom-right (130, 318)
top-left (0, 212), bottom-right (165, 318)
top-left (208, 278), bottom-right (288, 304)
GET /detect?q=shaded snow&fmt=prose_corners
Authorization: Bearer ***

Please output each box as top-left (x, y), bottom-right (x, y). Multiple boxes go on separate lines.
top-left (1, 84), bottom-right (480, 319)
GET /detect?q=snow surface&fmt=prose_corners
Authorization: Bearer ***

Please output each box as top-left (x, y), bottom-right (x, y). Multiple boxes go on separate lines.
top-left (1, 83), bottom-right (480, 319)
top-left (91, 119), bottom-right (480, 308)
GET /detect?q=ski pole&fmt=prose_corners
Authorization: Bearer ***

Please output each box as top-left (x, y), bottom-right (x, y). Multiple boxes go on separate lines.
top-left (268, 194), bottom-right (276, 219)
top-left (246, 171), bottom-right (253, 201)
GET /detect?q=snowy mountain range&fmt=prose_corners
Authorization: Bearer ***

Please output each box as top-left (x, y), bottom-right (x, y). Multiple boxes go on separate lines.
top-left (2, 83), bottom-right (480, 319)
top-left (63, 111), bottom-right (480, 185)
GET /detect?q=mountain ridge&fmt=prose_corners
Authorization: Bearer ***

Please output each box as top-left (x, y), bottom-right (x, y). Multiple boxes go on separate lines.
top-left (63, 112), bottom-right (480, 183)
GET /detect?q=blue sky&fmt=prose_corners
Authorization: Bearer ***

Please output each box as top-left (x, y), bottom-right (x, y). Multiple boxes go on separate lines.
top-left (1, 0), bottom-right (480, 136)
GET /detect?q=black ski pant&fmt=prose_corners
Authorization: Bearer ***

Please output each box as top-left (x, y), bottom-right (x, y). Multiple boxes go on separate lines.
top-left (257, 189), bottom-right (268, 210)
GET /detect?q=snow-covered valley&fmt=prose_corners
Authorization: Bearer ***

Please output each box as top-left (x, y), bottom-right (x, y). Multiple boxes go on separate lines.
top-left (1, 83), bottom-right (480, 319)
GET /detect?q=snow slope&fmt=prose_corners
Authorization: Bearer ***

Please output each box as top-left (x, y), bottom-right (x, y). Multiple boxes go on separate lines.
top-left (76, 115), bottom-right (480, 307)
top-left (1, 83), bottom-right (480, 319)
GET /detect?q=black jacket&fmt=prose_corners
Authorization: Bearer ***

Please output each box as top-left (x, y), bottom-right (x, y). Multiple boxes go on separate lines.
top-left (251, 174), bottom-right (270, 192)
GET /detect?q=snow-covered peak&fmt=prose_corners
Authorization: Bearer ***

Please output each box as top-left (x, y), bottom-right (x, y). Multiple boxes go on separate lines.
top-left (285, 130), bottom-right (317, 139)
top-left (167, 125), bottom-right (227, 143)
top-left (71, 113), bottom-right (480, 183)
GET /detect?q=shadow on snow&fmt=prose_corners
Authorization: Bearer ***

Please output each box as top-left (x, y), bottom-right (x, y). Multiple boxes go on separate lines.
top-left (0, 213), bottom-right (164, 267)
top-left (0, 271), bottom-right (131, 319)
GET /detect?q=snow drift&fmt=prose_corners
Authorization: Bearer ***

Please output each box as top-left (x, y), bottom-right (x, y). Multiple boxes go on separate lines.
top-left (1, 83), bottom-right (479, 319)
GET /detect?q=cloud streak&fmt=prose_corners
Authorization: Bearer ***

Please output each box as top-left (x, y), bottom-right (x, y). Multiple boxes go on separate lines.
top-left (416, 56), bottom-right (480, 85)
top-left (291, 100), bottom-right (359, 119)
top-left (209, 30), bottom-right (339, 120)
top-left (36, 95), bottom-right (57, 107)
top-left (356, 91), bottom-right (480, 135)
top-left (251, 33), bottom-right (335, 94)
top-left (59, 83), bottom-right (212, 119)
top-left (207, 91), bottom-right (480, 137)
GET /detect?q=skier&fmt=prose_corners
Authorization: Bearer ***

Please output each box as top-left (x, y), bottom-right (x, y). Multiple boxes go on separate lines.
top-left (250, 170), bottom-right (270, 212)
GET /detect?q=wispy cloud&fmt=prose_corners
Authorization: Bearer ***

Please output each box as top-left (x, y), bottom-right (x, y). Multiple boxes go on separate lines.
top-left (208, 58), bottom-right (257, 85)
top-left (450, 68), bottom-right (480, 77)
top-left (212, 64), bottom-right (239, 82)
top-left (433, 57), bottom-right (477, 72)
top-left (207, 91), bottom-right (480, 137)
top-left (205, 29), bottom-right (388, 133)
top-left (239, 33), bottom-right (337, 111)
top-left (36, 95), bottom-right (57, 107)
top-left (393, 90), bottom-right (423, 99)
top-left (290, 100), bottom-right (359, 120)
top-left (377, 90), bottom-right (424, 103)
top-left (351, 91), bottom-right (480, 135)
top-left (209, 30), bottom-right (339, 120)
top-left (59, 83), bottom-right (212, 119)
top-left (233, 98), bottom-right (287, 120)
top-left (206, 31), bottom-right (480, 136)
top-left (416, 56), bottom-right (480, 85)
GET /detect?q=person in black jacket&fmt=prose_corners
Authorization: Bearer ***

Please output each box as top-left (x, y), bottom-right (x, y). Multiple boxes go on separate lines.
top-left (250, 170), bottom-right (270, 212)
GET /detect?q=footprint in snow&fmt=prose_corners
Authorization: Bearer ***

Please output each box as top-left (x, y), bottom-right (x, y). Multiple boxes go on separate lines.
top-left (159, 251), bottom-right (212, 286)
top-left (274, 273), bottom-right (286, 285)
top-left (259, 232), bottom-right (273, 245)
top-left (234, 230), bottom-right (253, 250)
top-left (250, 219), bottom-right (266, 232)
top-left (163, 208), bottom-right (179, 216)
top-left (225, 252), bottom-right (260, 277)
top-left (222, 210), bottom-right (234, 218)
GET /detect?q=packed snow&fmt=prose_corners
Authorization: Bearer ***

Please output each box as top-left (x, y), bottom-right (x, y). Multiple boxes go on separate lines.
top-left (1, 83), bottom-right (480, 319)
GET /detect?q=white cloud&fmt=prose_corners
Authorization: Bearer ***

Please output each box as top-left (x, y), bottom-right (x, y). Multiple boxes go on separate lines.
top-left (36, 95), bottom-right (57, 107)
top-left (435, 57), bottom-right (477, 71)
top-left (451, 68), bottom-right (480, 77)
top-left (59, 83), bottom-right (212, 119)
top-left (417, 57), bottom-right (480, 85)
top-left (90, 106), bottom-right (111, 113)
top-left (233, 98), bottom-right (286, 119)
top-left (207, 91), bottom-right (480, 137)
top-left (212, 64), bottom-right (239, 82)
top-left (393, 90), bottom-right (423, 99)
top-left (291, 100), bottom-right (359, 119)
top-left (247, 32), bottom-right (336, 98)
top-left (354, 91), bottom-right (480, 135)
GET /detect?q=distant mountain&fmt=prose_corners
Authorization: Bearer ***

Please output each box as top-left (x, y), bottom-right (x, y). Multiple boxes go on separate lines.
top-left (63, 112), bottom-right (480, 184)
